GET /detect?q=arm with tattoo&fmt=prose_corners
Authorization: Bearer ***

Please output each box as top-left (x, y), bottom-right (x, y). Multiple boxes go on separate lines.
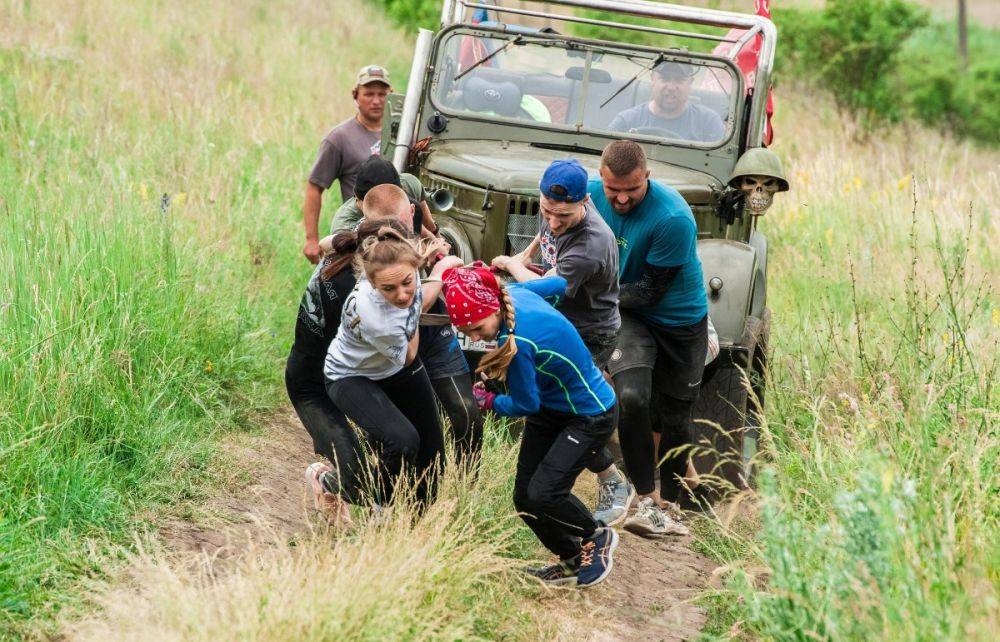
top-left (619, 263), bottom-right (681, 309)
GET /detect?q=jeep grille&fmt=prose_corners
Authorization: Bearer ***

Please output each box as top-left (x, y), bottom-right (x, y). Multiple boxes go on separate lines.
top-left (506, 196), bottom-right (539, 254)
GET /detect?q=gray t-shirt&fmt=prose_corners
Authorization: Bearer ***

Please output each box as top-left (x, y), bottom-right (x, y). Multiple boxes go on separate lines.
top-left (308, 118), bottom-right (382, 202)
top-left (608, 103), bottom-right (725, 143)
top-left (324, 275), bottom-right (423, 381)
top-left (538, 200), bottom-right (621, 335)
top-left (330, 173), bottom-right (427, 233)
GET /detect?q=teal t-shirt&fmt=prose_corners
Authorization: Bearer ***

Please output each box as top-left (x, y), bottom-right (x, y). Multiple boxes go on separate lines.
top-left (588, 178), bottom-right (707, 327)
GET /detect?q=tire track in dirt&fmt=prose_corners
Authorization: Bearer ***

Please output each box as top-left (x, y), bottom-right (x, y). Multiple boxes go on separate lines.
top-left (156, 410), bottom-right (716, 640)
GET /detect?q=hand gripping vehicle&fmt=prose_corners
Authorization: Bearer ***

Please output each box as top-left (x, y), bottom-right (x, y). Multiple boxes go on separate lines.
top-left (383, 0), bottom-right (789, 495)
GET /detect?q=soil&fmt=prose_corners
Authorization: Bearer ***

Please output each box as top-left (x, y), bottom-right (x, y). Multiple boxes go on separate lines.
top-left (155, 409), bottom-right (718, 640)
top-left (157, 409), bottom-right (316, 564)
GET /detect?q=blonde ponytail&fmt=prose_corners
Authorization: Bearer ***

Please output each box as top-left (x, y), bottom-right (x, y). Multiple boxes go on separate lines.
top-left (476, 285), bottom-right (518, 381)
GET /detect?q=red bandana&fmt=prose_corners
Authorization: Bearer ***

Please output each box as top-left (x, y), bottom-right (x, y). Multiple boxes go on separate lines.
top-left (442, 264), bottom-right (501, 326)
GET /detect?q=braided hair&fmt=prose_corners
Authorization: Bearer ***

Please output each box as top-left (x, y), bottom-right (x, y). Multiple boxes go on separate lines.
top-left (476, 283), bottom-right (518, 381)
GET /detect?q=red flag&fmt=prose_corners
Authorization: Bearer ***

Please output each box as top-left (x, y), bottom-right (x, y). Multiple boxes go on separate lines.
top-left (711, 0), bottom-right (775, 144)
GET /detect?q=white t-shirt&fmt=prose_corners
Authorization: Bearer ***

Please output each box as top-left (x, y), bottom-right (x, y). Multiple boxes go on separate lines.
top-left (324, 274), bottom-right (422, 381)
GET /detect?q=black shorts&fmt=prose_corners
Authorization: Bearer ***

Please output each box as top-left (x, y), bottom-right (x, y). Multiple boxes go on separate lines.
top-left (607, 312), bottom-right (708, 400)
top-left (419, 299), bottom-right (469, 379)
top-left (580, 329), bottom-right (620, 372)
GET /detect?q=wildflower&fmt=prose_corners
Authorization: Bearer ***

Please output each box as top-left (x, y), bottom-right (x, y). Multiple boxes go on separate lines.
top-left (853, 176), bottom-right (862, 190)
top-left (204, 360), bottom-right (214, 373)
top-left (174, 192), bottom-right (187, 205)
top-left (942, 332), bottom-right (951, 344)
top-left (897, 174), bottom-right (912, 191)
top-left (992, 308), bottom-right (999, 327)
top-left (825, 228), bottom-right (834, 246)
top-left (881, 468), bottom-right (894, 493)
top-left (139, 182), bottom-right (149, 202)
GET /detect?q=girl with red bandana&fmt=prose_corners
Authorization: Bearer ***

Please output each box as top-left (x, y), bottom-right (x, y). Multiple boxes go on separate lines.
top-left (441, 266), bottom-right (620, 588)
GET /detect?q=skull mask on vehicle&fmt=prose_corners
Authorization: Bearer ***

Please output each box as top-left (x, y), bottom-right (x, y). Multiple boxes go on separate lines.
top-left (728, 148), bottom-right (789, 216)
top-left (740, 175), bottom-right (781, 214)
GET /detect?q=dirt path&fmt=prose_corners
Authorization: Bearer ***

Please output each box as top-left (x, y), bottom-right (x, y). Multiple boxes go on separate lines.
top-left (155, 410), bottom-right (717, 640)
top-left (547, 477), bottom-right (718, 642)
top-left (157, 409), bottom-right (316, 563)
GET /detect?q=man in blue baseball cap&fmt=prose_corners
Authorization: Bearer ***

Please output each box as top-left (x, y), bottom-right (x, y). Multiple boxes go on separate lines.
top-left (492, 158), bottom-right (636, 526)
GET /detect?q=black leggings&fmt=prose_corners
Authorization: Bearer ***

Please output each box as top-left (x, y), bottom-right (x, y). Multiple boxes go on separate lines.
top-left (429, 374), bottom-right (483, 468)
top-left (613, 367), bottom-right (694, 502)
top-left (514, 406), bottom-right (616, 559)
top-left (285, 347), bottom-right (364, 504)
top-left (327, 359), bottom-right (445, 505)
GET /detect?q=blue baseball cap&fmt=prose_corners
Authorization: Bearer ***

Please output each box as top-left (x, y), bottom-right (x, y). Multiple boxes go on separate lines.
top-left (539, 159), bottom-right (588, 203)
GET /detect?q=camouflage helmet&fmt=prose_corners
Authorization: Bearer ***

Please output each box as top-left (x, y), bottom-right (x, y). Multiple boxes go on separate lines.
top-left (729, 148), bottom-right (789, 192)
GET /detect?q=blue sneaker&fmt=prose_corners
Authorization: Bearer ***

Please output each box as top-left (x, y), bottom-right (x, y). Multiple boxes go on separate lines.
top-left (577, 526), bottom-right (619, 587)
top-left (525, 558), bottom-right (580, 586)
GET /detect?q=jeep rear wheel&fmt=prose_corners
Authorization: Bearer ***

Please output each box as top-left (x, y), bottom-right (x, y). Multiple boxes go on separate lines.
top-left (690, 310), bottom-right (769, 498)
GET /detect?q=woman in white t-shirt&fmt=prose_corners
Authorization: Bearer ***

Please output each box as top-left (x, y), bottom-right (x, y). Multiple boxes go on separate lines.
top-left (324, 227), bottom-right (462, 506)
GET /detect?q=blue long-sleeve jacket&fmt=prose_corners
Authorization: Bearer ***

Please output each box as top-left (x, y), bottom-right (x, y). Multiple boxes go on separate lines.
top-left (492, 278), bottom-right (616, 417)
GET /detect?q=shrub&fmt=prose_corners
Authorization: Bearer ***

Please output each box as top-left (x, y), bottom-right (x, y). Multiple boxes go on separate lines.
top-left (374, 0), bottom-right (440, 30)
top-left (774, 0), bottom-right (927, 127)
top-left (898, 21), bottom-right (1000, 145)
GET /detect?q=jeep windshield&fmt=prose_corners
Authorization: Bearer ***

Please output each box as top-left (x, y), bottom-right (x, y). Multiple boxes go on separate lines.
top-left (431, 29), bottom-right (739, 148)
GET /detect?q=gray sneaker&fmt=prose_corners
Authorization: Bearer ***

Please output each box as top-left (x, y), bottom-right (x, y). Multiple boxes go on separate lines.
top-left (623, 497), bottom-right (690, 538)
top-left (593, 472), bottom-right (636, 526)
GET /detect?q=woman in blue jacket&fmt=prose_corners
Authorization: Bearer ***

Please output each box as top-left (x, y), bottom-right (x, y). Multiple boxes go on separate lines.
top-left (441, 265), bottom-right (619, 588)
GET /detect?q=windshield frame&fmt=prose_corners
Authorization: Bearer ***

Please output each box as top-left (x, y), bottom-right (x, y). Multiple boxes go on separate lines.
top-left (427, 25), bottom-right (744, 152)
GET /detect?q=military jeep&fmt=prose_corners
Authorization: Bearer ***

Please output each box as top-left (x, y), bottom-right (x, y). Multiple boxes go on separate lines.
top-left (383, 0), bottom-right (787, 494)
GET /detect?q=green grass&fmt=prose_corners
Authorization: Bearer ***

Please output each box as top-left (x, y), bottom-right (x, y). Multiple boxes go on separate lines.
top-left (0, 0), bottom-right (411, 634)
top-left (694, 91), bottom-right (999, 640)
top-left (2, 1), bottom-right (997, 640)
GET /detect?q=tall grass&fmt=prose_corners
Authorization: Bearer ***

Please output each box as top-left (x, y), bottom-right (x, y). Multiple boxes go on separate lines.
top-left (70, 429), bottom-right (549, 642)
top-left (0, 0), bottom-right (411, 634)
top-left (697, 90), bottom-right (998, 640)
top-left (4, 1), bottom-right (998, 640)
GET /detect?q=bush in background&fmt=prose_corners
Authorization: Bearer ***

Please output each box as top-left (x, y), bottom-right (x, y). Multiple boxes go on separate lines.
top-left (374, 0), bottom-right (440, 30)
top-left (898, 21), bottom-right (1000, 145)
top-left (774, 0), bottom-right (928, 127)
top-left (776, 1), bottom-right (1000, 145)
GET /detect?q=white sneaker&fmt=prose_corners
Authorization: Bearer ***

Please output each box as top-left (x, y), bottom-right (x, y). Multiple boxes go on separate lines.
top-left (623, 497), bottom-right (690, 538)
top-left (593, 472), bottom-right (636, 526)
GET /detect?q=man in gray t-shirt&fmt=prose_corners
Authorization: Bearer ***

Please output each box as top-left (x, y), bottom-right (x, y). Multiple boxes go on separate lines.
top-left (608, 61), bottom-right (725, 144)
top-left (301, 64), bottom-right (391, 264)
top-left (491, 159), bottom-right (620, 345)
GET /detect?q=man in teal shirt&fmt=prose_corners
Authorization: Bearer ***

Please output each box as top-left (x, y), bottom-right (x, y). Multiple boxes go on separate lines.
top-left (588, 140), bottom-right (708, 537)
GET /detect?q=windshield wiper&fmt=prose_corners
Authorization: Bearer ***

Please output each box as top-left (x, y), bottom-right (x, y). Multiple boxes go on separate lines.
top-left (454, 36), bottom-right (524, 81)
top-left (600, 52), bottom-right (665, 109)
top-left (530, 142), bottom-right (604, 156)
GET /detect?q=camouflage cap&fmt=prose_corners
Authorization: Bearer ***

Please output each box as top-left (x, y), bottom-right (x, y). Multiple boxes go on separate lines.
top-left (355, 64), bottom-right (391, 88)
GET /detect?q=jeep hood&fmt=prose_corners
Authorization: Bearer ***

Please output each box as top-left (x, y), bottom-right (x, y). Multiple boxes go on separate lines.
top-left (423, 140), bottom-right (719, 204)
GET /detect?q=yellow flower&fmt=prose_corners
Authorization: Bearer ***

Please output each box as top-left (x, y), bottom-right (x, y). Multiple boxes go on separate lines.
top-left (897, 174), bottom-right (912, 192)
top-left (992, 308), bottom-right (999, 327)
top-left (881, 468), bottom-right (894, 492)
top-left (942, 332), bottom-right (951, 344)
top-left (853, 176), bottom-right (862, 190)
top-left (204, 360), bottom-right (214, 373)
top-left (825, 228), bottom-right (834, 246)
top-left (139, 182), bottom-right (149, 202)
top-left (174, 192), bottom-right (187, 206)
